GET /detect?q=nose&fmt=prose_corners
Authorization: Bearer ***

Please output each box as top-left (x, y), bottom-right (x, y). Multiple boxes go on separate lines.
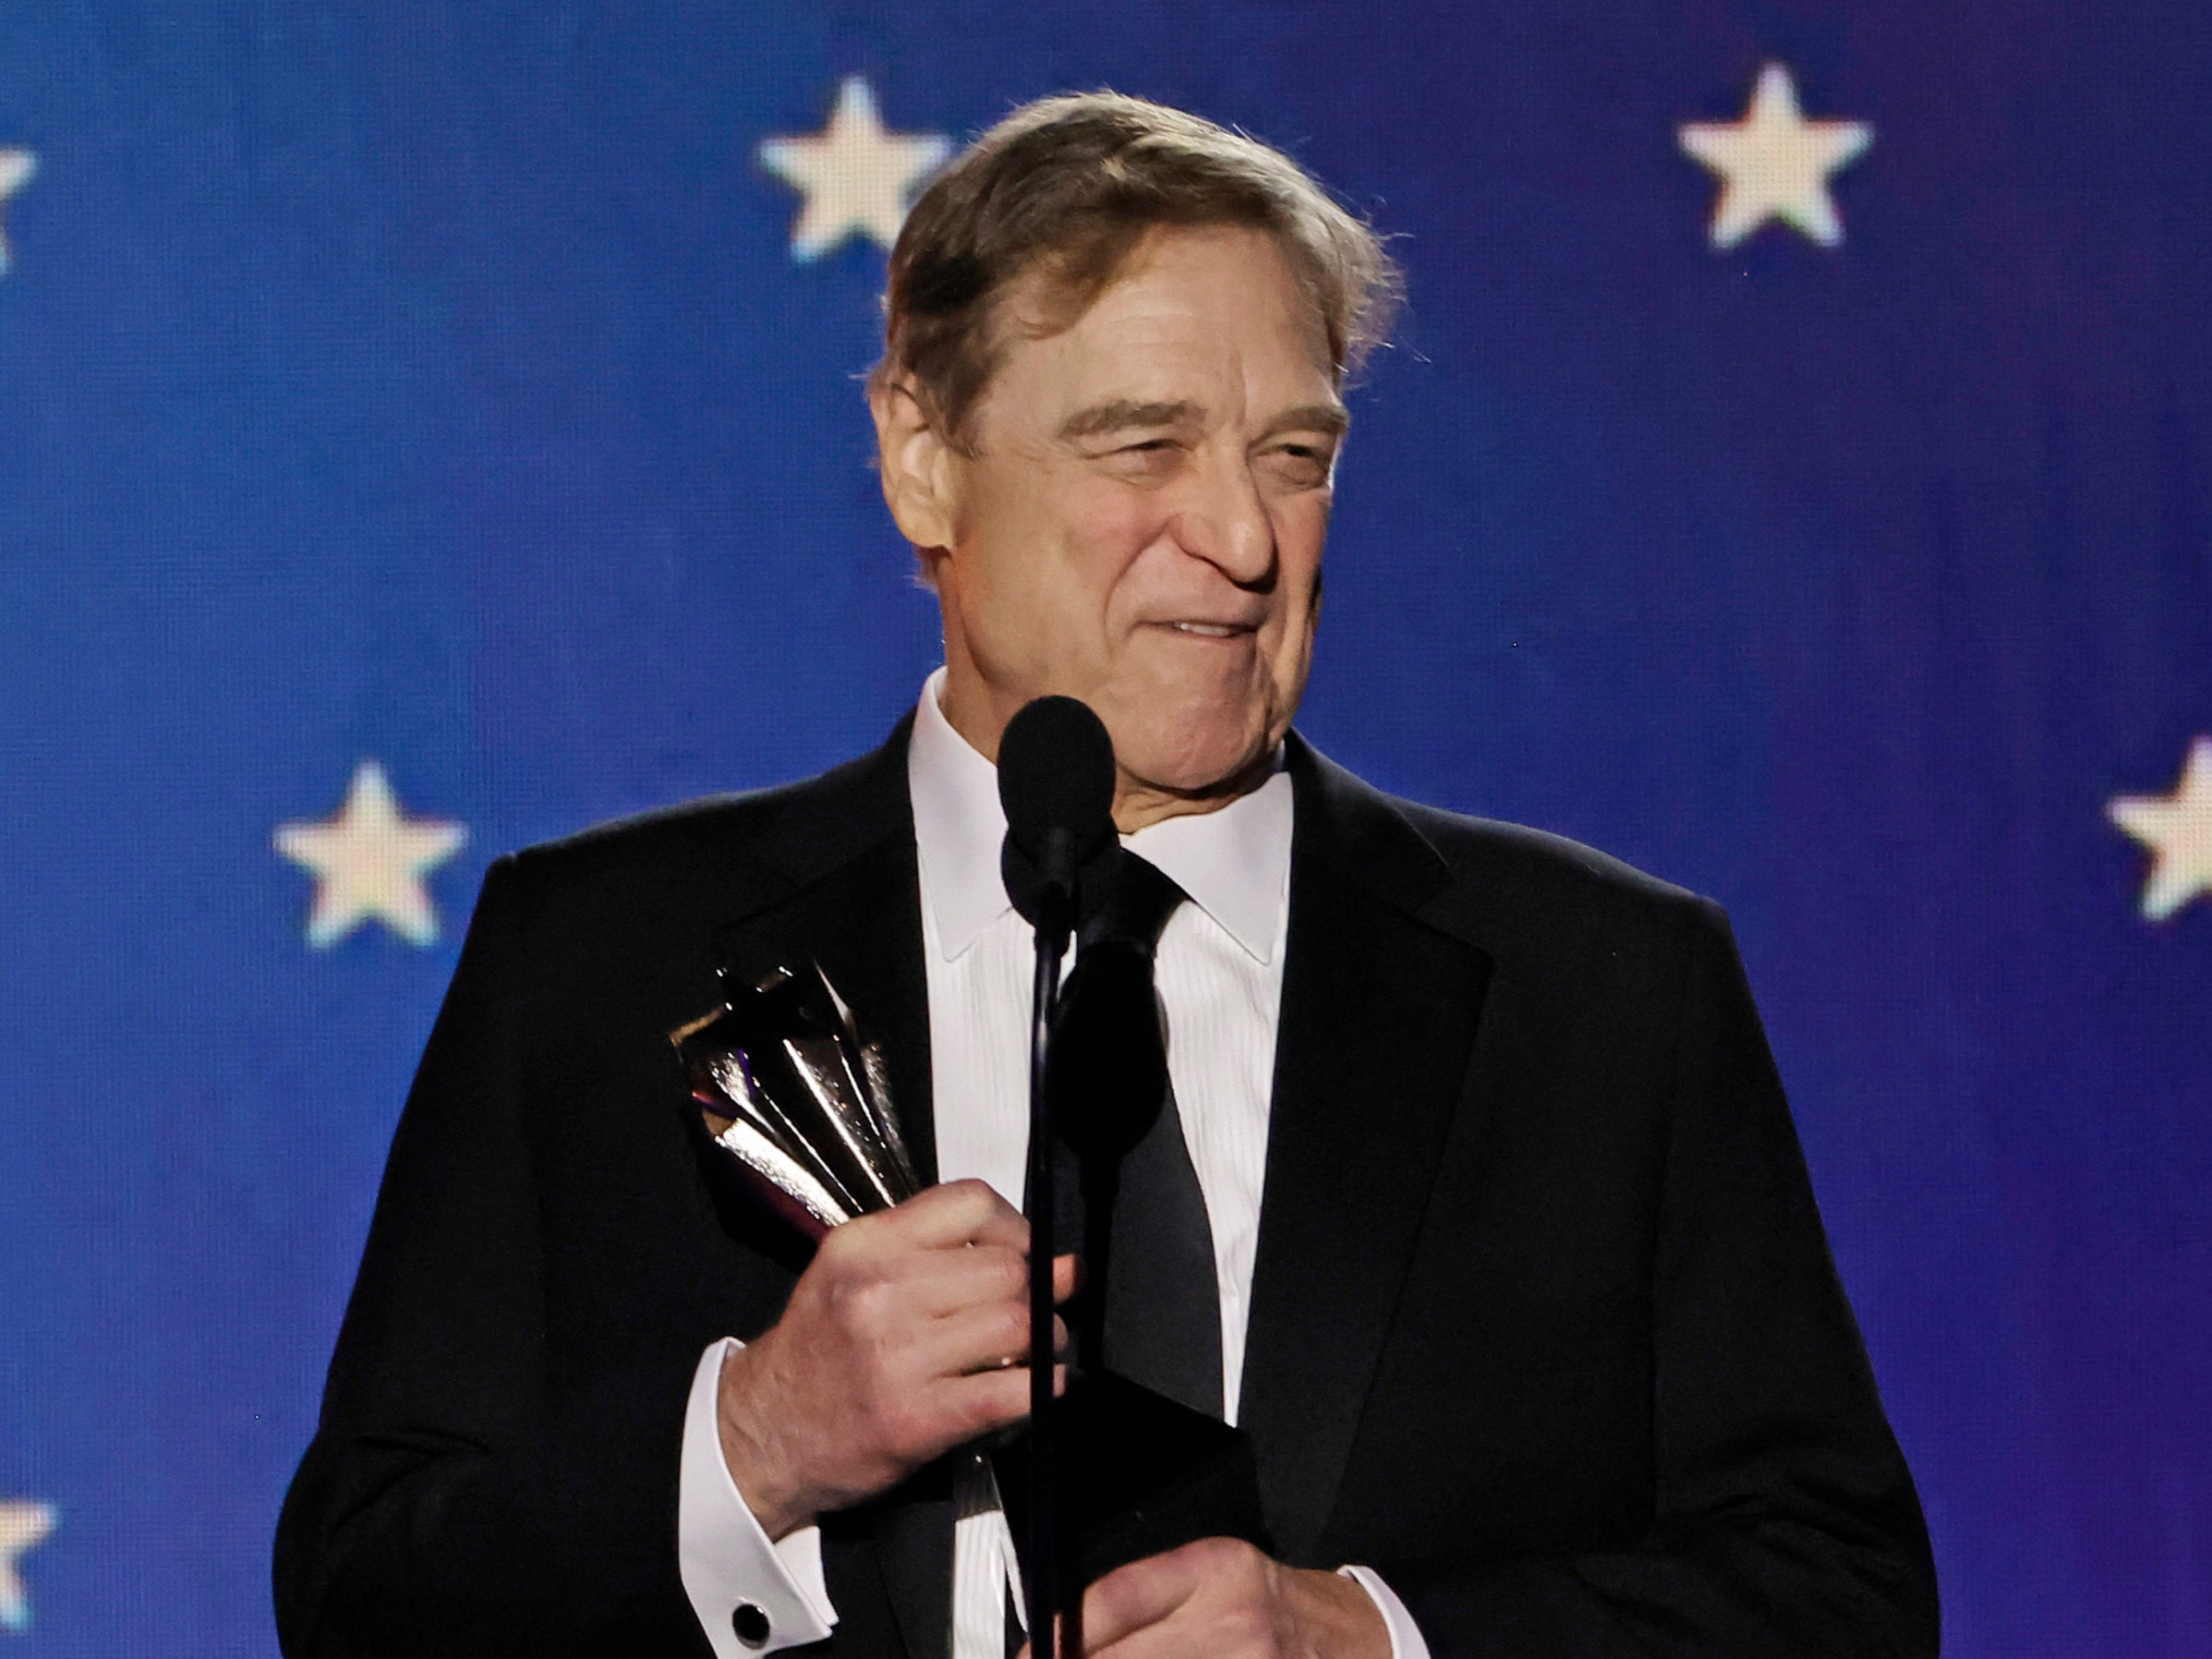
top-left (1168, 451), bottom-right (1277, 588)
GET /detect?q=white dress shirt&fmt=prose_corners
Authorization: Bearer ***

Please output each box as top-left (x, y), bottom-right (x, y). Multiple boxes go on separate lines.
top-left (676, 671), bottom-right (1431, 1659)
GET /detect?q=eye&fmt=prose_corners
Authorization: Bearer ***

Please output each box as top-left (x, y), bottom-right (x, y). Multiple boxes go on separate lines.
top-left (1263, 442), bottom-right (1335, 487)
top-left (1097, 437), bottom-right (1186, 478)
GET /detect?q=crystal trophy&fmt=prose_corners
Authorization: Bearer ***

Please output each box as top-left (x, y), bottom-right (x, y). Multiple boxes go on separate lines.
top-left (671, 963), bottom-right (922, 1240)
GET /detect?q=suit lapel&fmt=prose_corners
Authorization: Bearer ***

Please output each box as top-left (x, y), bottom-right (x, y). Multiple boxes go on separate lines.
top-left (1237, 739), bottom-right (1493, 1563)
top-left (709, 716), bottom-right (953, 1659)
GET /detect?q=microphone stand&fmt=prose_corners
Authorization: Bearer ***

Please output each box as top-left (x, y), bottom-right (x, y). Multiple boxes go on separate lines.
top-left (1022, 830), bottom-right (1075, 1659)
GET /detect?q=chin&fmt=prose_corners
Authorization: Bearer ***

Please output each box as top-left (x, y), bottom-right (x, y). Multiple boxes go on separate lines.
top-left (1109, 704), bottom-right (1273, 797)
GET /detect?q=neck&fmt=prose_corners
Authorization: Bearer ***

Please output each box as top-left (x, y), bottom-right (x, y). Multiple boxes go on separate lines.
top-left (1106, 751), bottom-right (1277, 834)
top-left (935, 664), bottom-right (1275, 835)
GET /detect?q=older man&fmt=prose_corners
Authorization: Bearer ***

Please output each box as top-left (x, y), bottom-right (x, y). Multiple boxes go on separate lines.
top-left (274, 94), bottom-right (1938, 1659)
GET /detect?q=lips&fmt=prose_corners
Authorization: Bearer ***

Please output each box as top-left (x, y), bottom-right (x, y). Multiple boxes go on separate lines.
top-left (1162, 620), bottom-right (1256, 638)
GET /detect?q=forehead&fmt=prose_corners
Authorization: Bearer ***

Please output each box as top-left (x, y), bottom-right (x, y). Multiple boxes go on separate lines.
top-left (979, 224), bottom-right (1337, 426)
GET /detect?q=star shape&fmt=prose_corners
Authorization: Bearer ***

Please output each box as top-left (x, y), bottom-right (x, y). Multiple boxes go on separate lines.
top-left (2109, 737), bottom-right (2212, 922)
top-left (1679, 64), bottom-right (1872, 248)
top-left (759, 77), bottom-right (951, 260)
top-left (274, 760), bottom-right (466, 948)
top-left (0, 1500), bottom-right (54, 1632)
top-left (0, 149), bottom-right (35, 276)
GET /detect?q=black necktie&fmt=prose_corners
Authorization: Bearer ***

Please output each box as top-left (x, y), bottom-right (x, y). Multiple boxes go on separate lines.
top-left (1047, 850), bottom-right (1225, 1420)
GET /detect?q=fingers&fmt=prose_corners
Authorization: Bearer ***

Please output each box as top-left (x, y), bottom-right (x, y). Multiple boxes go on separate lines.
top-left (924, 1301), bottom-right (1069, 1377)
top-left (863, 1185), bottom-right (1092, 1295)
top-left (873, 1245), bottom-right (1079, 1328)
top-left (1080, 1538), bottom-right (1251, 1653)
top-left (875, 1177), bottom-right (1030, 1251)
top-left (1003, 1540), bottom-right (1234, 1659)
top-left (898, 1242), bottom-right (1028, 1317)
top-left (932, 1362), bottom-right (1070, 1441)
top-left (1081, 1554), bottom-right (1195, 1653)
top-left (847, 1186), bottom-right (1080, 1315)
top-left (916, 1249), bottom-right (1075, 1308)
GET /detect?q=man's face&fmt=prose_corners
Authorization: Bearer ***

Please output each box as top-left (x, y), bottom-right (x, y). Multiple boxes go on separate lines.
top-left (901, 224), bottom-right (1345, 807)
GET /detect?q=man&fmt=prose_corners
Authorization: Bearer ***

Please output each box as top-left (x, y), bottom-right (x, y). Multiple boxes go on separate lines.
top-left (274, 93), bottom-right (1939, 1658)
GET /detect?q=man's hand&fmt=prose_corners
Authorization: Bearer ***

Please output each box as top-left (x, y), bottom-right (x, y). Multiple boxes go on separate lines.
top-left (1025, 1537), bottom-right (1392, 1659)
top-left (716, 1178), bottom-right (1076, 1538)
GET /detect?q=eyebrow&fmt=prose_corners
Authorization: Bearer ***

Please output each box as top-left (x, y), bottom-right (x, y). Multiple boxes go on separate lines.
top-left (1058, 399), bottom-right (1202, 441)
top-left (1056, 398), bottom-right (1351, 442)
top-left (1260, 403), bottom-right (1352, 442)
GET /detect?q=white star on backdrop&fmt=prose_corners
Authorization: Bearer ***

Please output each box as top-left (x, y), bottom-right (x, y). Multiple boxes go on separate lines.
top-left (759, 77), bottom-right (951, 260)
top-left (274, 760), bottom-right (466, 948)
top-left (2109, 737), bottom-right (2212, 922)
top-left (0, 1500), bottom-right (54, 1632)
top-left (0, 149), bottom-right (35, 276)
top-left (1679, 64), bottom-right (1872, 248)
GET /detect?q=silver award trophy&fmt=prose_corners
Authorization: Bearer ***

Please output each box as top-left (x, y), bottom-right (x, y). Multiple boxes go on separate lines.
top-left (670, 963), bottom-right (922, 1240)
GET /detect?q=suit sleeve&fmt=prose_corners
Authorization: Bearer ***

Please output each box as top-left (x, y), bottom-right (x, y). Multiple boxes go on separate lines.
top-left (272, 854), bottom-right (716, 1657)
top-left (1380, 899), bottom-right (1940, 1657)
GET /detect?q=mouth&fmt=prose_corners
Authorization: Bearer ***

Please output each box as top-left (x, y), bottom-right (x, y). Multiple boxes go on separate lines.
top-left (1161, 620), bottom-right (1256, 640)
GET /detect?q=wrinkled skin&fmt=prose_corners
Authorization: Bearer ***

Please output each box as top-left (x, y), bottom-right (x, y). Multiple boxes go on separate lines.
top-left (873, 223), bottom-right (1344, 832)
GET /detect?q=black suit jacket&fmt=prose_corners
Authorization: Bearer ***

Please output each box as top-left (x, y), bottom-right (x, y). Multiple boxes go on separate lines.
top-left (273, 720), bottom-right (1938, 1657)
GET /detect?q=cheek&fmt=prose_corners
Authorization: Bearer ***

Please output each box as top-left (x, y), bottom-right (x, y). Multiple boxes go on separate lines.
top-left (1264, 505), bottom-right (1327, 691)
top-left (1082, 478), bottom-right (1175, 551)
top-left (962, 478), bottom-right (1164, 658)
top-left (1070, 490), bottom-right (1178, 618)
top-left (1271, 504), bottom-right (1328, 621)
top-left (1277, 490), bottom-right (1331, 565)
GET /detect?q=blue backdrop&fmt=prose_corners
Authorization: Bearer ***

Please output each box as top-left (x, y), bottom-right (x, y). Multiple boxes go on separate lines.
top-left (2, 3), bottom-right (2207, 1653)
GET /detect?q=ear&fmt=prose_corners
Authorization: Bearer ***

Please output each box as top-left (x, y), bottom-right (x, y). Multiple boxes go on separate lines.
top-left (869, 376), bottom-right (961, 552)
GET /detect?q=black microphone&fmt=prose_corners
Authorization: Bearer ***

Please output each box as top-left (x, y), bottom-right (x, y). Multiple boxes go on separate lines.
top-left (996, 694), bottom-right (1116, 1659)
top-left (998, 695), bottom-right (1118, 933)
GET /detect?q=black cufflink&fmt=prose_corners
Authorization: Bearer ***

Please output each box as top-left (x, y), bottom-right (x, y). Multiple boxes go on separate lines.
top-left (732, 1601), bottom-right (771, 1650)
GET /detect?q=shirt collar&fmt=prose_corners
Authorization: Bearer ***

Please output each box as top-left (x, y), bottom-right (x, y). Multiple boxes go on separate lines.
top-left (906, 667), bottom-right (1293, 965)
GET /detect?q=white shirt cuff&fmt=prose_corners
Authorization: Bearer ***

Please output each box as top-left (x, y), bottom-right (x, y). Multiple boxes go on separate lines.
top-left (678, 1338), bottom-right (839, 1655)
top-left (1339, 1565), bottom-right (1432, 1659)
